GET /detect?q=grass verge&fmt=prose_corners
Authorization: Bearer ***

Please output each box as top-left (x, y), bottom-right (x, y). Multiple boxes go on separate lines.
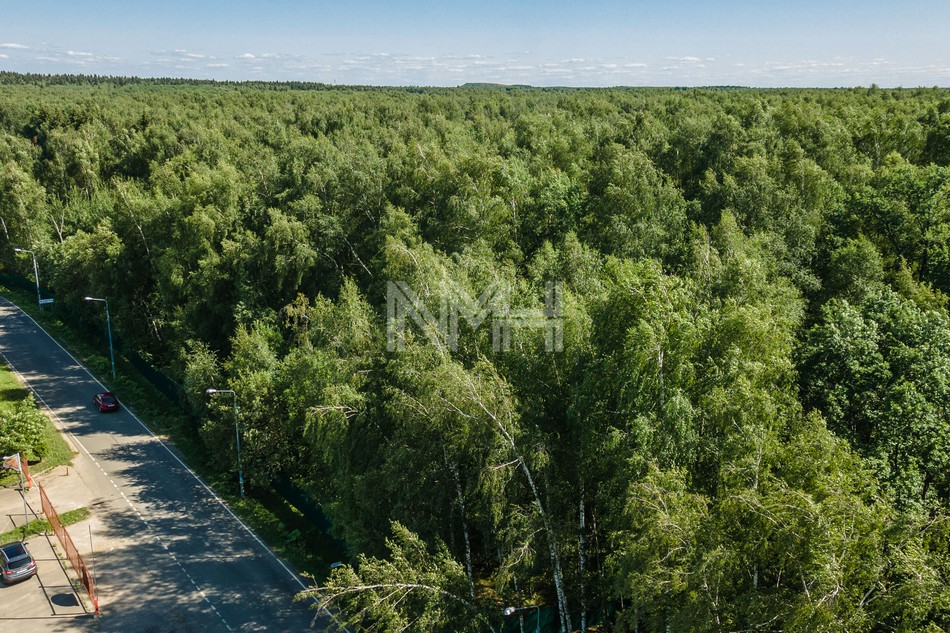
top-left (0, 355), bottom-right (74, 488)
top-left (0, 507), bottom-right (90, 543)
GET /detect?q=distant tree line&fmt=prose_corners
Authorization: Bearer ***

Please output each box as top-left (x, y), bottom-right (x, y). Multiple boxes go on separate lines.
top-left (1, 73), bottom-right (949, 631)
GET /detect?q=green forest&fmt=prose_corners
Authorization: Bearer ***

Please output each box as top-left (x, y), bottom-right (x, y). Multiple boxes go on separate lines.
top-left (2, 74), bottom-right (950, 631)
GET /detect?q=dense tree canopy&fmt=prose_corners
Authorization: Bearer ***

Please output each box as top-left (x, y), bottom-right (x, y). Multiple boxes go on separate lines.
top-left (2, 75), bottom-right (950, 631)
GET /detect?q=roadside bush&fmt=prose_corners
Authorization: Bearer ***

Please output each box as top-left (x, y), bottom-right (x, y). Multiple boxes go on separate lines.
top-left (0, 395), bottom-right (49, 461)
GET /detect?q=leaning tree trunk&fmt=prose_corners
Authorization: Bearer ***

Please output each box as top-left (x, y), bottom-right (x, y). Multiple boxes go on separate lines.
top-left (446, 450), bottom-right (475, 597)
top-left (518, 455), bottom-right (571, 632)
top-left (469, 378), bottom-right (572, 632)
top-left (579, 480), bottom-right (587, 632)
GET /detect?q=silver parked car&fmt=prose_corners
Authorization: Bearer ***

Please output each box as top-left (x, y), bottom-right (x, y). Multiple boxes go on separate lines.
top-left (0, 541), bottom-right (37, 584)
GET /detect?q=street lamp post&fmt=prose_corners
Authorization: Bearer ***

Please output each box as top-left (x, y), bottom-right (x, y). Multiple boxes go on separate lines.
top-left (206, 388), bottom-right (244, 498)
top-left (503, 605), bottom-right (540, 633)
top-left (83, 296), bottom-right (116, 380)
top-left (13, 248), bottom-right (41, 309)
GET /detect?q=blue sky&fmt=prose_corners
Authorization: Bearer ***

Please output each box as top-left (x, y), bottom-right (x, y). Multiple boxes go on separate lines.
top-left (2, 1), bottom-right (949, 87)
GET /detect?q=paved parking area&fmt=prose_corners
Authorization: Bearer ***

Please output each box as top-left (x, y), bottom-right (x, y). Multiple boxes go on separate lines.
top-left (0, 483), bottom-right (95, 631)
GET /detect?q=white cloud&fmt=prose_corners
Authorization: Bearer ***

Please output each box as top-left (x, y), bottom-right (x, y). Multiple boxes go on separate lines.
top-left (28, 50), bottom-right (122, 66)
top-left (12, 43), bottom-right (941, 87)
top-left (716, 56), bottom-right (950, 87)
top-left (0, 43), bottom-right (28, 50)
top-left (285, 61), bottom-right (331, 71)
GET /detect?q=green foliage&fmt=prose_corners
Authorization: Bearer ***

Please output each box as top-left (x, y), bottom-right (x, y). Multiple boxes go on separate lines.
top-left (0, 395), bottom-right (49, 461)
top-left (312, 522), bottom-right (491, 633)
top-left (800, 288), bottom-right (950, 509)
top-left (2, 77), bottom-right (950, 631)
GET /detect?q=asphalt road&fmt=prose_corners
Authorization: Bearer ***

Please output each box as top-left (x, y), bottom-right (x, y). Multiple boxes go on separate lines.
top-left (0, 296), bottom-right (331, 633)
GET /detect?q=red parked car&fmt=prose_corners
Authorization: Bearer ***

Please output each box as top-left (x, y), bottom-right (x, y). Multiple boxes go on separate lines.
top-left (94, 392), bottom-right (120, 413)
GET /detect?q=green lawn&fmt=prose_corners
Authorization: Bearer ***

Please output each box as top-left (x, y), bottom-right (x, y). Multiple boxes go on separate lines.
top-left (0, 507), bottom-right (90, 543)
top-left (0, 358), bottom-right (74, 488)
